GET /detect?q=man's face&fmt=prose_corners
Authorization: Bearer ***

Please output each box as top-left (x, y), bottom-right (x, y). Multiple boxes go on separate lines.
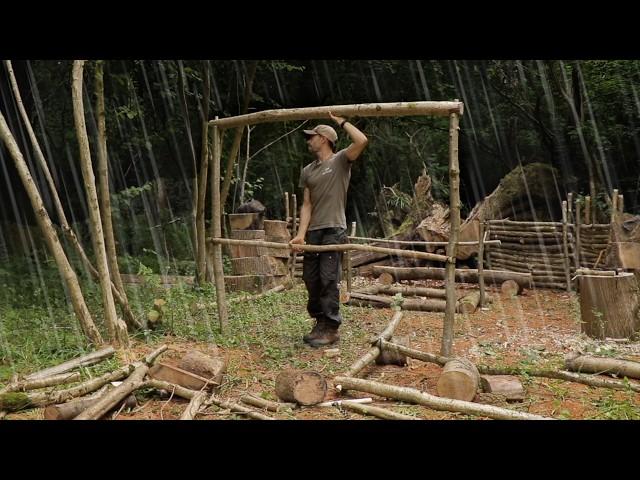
top-left (306, 133), bottom-right (324, 153)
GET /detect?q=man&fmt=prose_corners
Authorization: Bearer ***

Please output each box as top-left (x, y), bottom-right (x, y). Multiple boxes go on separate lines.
top-left (290, 112), bottom-right (368, 347)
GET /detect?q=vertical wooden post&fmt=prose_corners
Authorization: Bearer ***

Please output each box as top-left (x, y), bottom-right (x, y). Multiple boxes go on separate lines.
top-left (289, 193), bottom-right (298, 279)
top-left (611, 188), bottom-right (619, 224)
top-left (618, 193), bottom-right (624, 214)
top-left (561, 200), bottom-right (571, 292)
top-left (441, 111), bottom-right (460, 357)
top-left (567, 192), bottom-right (573, 225)
top-left (484, 221), bottom-right (493, 270)
top-left (575, 199), bottom-right (582, 269)
top-left (346, 221), bottom-right (356, 293)
top-left (284, 192), bottom-right (290, 225)
top-left (584, 195), bottom-right (592, 225)
top-left (478, 218), bottom-right (486, 307)
top-left (211, 120), bottom-right (228, 331)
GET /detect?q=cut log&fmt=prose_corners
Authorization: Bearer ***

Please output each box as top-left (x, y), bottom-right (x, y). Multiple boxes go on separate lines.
top-left (479, 375), bottom-right (525, 401)
top-left (348, 292), bottom-right (447, 312)
top-left (1, 372), bottom-right (81, 394)
top-left (206, 393), bottom-right (274, 420)
top-left (456, 291), bottom-right (481, 314)
top-left (334, 376), bottom-right (550, 420)
top-left (373, 266), bottom-right (532, 289)
top-left (356, 285), bottom-right (448, 299)
top-left (177, 350), bottom-right (226, 386)
top-left (436, 358), bottom-right (480, 402)
top-left (275, 370), bottom-right (327, 405)
top-left (564, 354), bottom-right (640, 380)
top-left (605, 242), bottom-right (640, 269)
top-left (24, 347), bottom-right (116, 381)
top-left (228, 213), bottom-right (262, 230)
top-left (43, 385), bottom-right (112, 420)
top-left (149, 362), bottom-right (218, 391)
top-left (375, 336), bottom-right (409, 366)
top-left (501, 280), bottom-right (522, 296)
top-left (263, 220), bottom-right (291, 239)
top-left (179, 391), bottom-right (207, 420)
top-left (224, 274), bottom-right (273, 293)
top-left (230, 229), bottom-right (265, 240)
top-left (231, 256), bottom-right (288, 276)
top-left (578, 272), bottom-right (640, 339)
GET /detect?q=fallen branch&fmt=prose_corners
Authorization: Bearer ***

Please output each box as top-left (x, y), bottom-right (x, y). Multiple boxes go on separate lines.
top-left (334, 376), bottom-right (551, 420)
top-left (0, 372), bottom-right (81, 394)
top-left (25, 346), bottom-right (116, 381)
top-left (240, 394), bottom-right (296, 412)
top-left (564, 354), bottom-right (640, 380)
top-left (180, 391), bottom-right (207, 420)
top-left (339, 401), bottom-right (418, 420)
top-left (205, 394), bottom-right (275, 420)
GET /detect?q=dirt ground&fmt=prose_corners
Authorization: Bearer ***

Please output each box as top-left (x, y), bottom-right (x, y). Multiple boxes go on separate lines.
top-left (9, 277), bottom-right (640, 420)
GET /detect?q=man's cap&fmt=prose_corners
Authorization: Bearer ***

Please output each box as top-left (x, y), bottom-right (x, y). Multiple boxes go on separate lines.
top-left (303, 124), bottom-right (338, 144)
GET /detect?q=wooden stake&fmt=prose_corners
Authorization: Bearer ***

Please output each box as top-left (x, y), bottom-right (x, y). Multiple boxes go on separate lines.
top-left (211, 120), bottom-right (228, 331)
top-left (561, 201), bottom-right (571, 292)
top-left (584, 195), bottom-right (592, 225)
top-left (575, 199), bottom-right (582, 269)
top-left (478, 220), bottom-right (486, 307)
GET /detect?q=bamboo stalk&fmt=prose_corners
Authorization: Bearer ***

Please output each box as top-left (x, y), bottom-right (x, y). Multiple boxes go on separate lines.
top-left (210, 101), bottom-right (465, 129)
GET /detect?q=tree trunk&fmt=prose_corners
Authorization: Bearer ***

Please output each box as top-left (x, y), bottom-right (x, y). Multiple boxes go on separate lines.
top-left (196, 62), bottom-right (211, 285)
top-left (94, 61), bottom-right (139, 331)
top-left (0, 110), bottom-right (103, 345)
top-left (275, 370), bottom-right (327, 405)
top-left (72, 60), bottom-right (127, 346)
top-left (578, 272), bottom-right (640, 339)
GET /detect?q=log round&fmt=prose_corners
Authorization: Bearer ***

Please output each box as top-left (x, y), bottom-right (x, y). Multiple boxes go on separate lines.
top-left (501, 280), bottom-right (522, 296)
top-left (578, 272), bottom-right (640, 339)
top-left (275, 370), bottom-right (327, 405)
top-left (436, 358), bottom-right (480, 401)
top-left (263, 220), bottom-right (291, 239)
top-left (376, 336), bottom-right (409, 366)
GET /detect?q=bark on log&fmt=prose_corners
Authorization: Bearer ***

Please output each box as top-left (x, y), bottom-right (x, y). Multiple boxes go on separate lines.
top-left (224, 274), bottom-right (273, 293)
top-left (578, 272), bottom-right (640, 339)
top-left (501, 280), bottom-right (522, 296)
top-left (348, 292), bottom-right (447, 312)
top-left (375, 336), bottom-right (409, 366)
top-left (334, 376), bottom-right (550, 420)
top-left (343, 311), bottom-right (404, 378)
top-left (339, 401), bottom-right (418, 420)
top-left (373, 266), bottom-right (532, 288)
top-left (25, 347), bottom-right (116, 381)
top-left (263, 220), bottom-right (290, 239)
top-left (230, 229), bottom-right (265, 240)
top-left (179, 391), bottom-right (207, 420)
top-left (177, 350), bottom-right (226, 386)
top-left (436, 358), bottom-right (480, 401)
top-left (210, 101), bottom-right (465, 129)
top-left (205, 394), bottom-right (274, 420)
top-left (240, 394), bottom-right (296, 412)
top-left (74, 363), bottom-right (149, 419)
top-left (564, 354), bottom-right (640, 380)
top-left (43, 385), bottom-right (112, 420)
top-left (275, 370), bottom-right (327, 405)
top-left (1, 372), bottom-right (81, 394)
top-left (231, 256), bottom-right (288, 276)
top-left (479, 376), bottom-right (525, 401)
top-left (457, 291), bottom-right (481, 314)
top-left (149, 362), bottom-right (217, 391)
top-left (359, 285), bottom-right (448, 299)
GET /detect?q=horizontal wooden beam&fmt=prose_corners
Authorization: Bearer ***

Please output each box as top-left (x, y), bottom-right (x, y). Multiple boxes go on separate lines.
top-left (209, 101), bottom-right (464, 129)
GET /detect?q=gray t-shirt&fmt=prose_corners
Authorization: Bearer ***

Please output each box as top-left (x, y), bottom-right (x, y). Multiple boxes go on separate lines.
top-left (299, 148), bottom-right (351, 231)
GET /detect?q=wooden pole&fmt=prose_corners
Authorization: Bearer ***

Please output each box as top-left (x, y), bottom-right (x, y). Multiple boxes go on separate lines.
top-left (208, 237), bottom-right (449, 262)
top-left (290, 193), bottom-right (298, 279)
top-left (346, 221), bottom-right (356, 293)
top-left (575, 199), bottom-right (582, 270)
top-left (211, 120), bottom-right (228, 331)
top-left (561, 200), bottom-right (571, 292)
top-left (584, 195), bottom-right (592, 225)
top-left (442, 111), bottom-right (460, 357)
top-left (618, 193), bottom-right (624, 214)
top-left (348, 236), bottom-right (501, 247)
top-left (611, 188), bottom-right (619, 224)
top-left (210, 101), bottom-right (465, 129)
top-left (284, 191), bottom-right (290, 224)
top-left (478, 219), bottom-right (486, 307)
top-left (567, 192), bottom-right (573, 224)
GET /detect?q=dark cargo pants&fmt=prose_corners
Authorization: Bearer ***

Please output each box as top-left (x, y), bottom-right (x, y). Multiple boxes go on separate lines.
top-left (302, 227), bottom-right (347, 326)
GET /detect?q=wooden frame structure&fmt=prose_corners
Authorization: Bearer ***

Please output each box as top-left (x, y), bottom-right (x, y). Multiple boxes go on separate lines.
top-left (207, 101), bottom-right (464, 354)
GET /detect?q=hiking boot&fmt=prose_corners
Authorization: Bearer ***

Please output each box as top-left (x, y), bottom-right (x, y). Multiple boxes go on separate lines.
top-left (307, 321), bottom-right (340, 348)
top-left (303, 318), bottom-right (325, 344)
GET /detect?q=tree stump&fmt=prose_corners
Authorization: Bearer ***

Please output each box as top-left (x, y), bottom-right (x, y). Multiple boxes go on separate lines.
top-left (177, 350), bottom-right (227, 386)
top-left (275, 370), bottom-right (327, 405)
top-left (376, 336), bottom-right (409, 366)
top-left (436, 358), bottom-right (480, 401)
top-left (479, 375), bottom-right (524, 401)
top-left (501, 279), bottom-right (522, 297)
top-left (264, 220), bottom-right (291, 239)
top-left (578, 272), bottom-right (640, 339)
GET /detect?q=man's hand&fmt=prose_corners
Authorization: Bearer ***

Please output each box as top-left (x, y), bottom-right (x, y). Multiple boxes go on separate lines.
top-left (329, 111), bottom-right (346, 126)
top-left (290, 235), bottom-right (305, 253)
